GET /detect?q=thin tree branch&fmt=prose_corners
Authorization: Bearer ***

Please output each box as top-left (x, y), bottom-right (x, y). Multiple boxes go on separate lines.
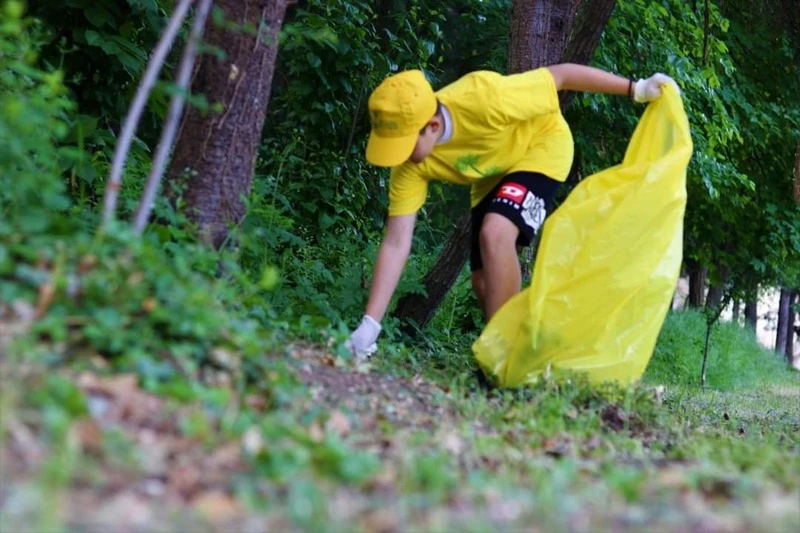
top-left (102, 0), bottom-right (195, 229)
top-left (701, 0), bottom-right (710, 65)
top-left (700, 290), bottom-right (732, 388)
top-left (134, 0), bottom-right (214, 233)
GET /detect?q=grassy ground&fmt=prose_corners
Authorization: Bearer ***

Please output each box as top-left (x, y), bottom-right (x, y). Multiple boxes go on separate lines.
top-left (1, 312), bottom-right (799, 532)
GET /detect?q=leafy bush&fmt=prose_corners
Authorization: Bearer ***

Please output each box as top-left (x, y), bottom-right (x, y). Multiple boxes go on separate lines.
top-left (0, 7), bottom-right (295, 404)
top-left (0, 5), bottom-right (76, 245)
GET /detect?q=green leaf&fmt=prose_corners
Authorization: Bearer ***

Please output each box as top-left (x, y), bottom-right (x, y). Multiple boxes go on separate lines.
top-left (83, 4), bottom-right (117, 29)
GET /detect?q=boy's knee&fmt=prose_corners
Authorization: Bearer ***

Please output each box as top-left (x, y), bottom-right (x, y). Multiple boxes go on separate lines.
top-left (479, 215), bottom-right (518, 253)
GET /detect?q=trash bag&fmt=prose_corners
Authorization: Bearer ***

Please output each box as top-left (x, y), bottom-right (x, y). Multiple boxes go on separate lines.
top-left (473, 86), bottom-right (693, 387)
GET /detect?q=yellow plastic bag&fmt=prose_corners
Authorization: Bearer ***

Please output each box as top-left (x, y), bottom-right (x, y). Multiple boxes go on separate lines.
top-left (473, 86), bottom-right (693, 387)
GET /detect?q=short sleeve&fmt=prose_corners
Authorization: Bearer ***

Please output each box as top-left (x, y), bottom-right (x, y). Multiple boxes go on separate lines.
top-left (388, 164), bottom-right (429, 216)
top-left (490, 68), bottom-right (561, 124)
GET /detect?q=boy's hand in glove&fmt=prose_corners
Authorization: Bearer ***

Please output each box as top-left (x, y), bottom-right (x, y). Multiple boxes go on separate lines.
top-left (345, 315), bottom-right (381, 361)
top-left (634, 73), bottom-right (679, 103)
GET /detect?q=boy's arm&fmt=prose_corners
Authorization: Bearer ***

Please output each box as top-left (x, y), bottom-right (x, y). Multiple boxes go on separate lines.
top-left (366, 213), bottom-right (416, 322)
top-left (347, 213), bottom-right (416, 358)
top-left (547, 63), bottom-right (677, 102)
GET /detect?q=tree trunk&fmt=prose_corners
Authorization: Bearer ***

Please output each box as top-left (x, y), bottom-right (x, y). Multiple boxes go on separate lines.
top-left (687, 260), bottom-right (707, 308)
top-left (786, 290), bottom-right (798, 365)
top-left (395, 0), bottom-right (616, 329)
top-left (705, 285), bottom-right (723, 311)
top-left (705, 265), bottom-right (729, 311)
top-left (165, 0), bottom-right (289, 248)
top-left (731, 299), bottom-right (740, 321)
top-left (776, 287), bottom-right (791, 353)
top-left (509, 0), bottom-right (579, 281)
top-left (507, 0), bottom-right (577, 74)
top-left (558, 0), bottom-right (617, 109)
top-left (394, 214), bottom-right (471, 333)
top-left (744, 300), bottom-right (758, 333)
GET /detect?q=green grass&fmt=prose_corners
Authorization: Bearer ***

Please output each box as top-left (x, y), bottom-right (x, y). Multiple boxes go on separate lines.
top-left (645, 310), bottom-right (797, 390)
top-left (3, 310), bottom-right (799, 531)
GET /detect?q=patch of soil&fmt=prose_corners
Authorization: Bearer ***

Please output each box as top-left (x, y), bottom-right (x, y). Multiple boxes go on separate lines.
top-left (289, 343), bottom-right (456, 429)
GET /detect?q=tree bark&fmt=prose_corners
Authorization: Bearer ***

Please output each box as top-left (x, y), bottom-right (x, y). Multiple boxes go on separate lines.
top-left (558, 0), bottom-right (617, 109)
top-left (776, 287), bottom-right (791, 353)
top-left (786, 290), bottom-right (798, 365)
top-left (507, 0), bottom-right (577, 74)
top-left (705, 285), bottom-right (723, 311)
top-left (687, 260), bottom-right (707, 308)
top-left (705, 264), bottom-right (729, 311)
top-left (394, 0), bottom-right (616, 329)
top-left (394, 214), bottom-right (472, 333)
top-left (166, 0), bottom-right (289, 248)
top-left (509, 0), bottom-right (578, 281)
top-left (744, 300), bottom-right (758, 333)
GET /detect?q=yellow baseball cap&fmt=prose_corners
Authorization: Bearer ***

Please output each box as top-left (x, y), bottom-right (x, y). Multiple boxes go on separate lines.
top-left (366, 70), bottom-right (437, 167)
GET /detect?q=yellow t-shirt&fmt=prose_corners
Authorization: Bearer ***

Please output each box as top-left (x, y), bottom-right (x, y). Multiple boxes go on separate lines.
top-left (388, 68), bottom-right (574, 216)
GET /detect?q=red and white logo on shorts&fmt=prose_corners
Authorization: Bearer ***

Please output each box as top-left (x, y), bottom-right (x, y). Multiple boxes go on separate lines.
top-left (496, 183), bottom-right (527, 204)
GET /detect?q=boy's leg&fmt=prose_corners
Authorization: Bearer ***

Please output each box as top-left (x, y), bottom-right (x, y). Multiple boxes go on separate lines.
top-left (480, 213), bottom-right (521, 319)
top-left (473, 172), bottom-right (561, 320)
top-left (470, 270), bottom-right (487, 313)
top-left (470, 194), bottom-right (491, 314)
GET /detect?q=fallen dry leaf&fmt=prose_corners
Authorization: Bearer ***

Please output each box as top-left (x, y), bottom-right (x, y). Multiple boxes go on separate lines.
top-left (93, 492), bottom-right (153, 529)
top-left (193, 490), bottom-right (241, 522)
top-left (6, 415), bottom-right (44, 465)
top-left (73, 418), bottom-right (104, 454)
top-left (309, 421), bottom-right (325, 443)
top-left (79, 372), bottom-right (138, 399)
top-left (656, 465), bottom-right (689, 488)
top-left (35, 281), bottom-right (55, 319)
top-left (168, 463), bottom-right (203, 499)
top-left (326, 410), bottom-right (352, 437)
top-left (207, 442), bottom-right (243, 475)
top-left (142, 297), bottom-right (158, 313)
top-left (244, 394), bottom-right (266, 411)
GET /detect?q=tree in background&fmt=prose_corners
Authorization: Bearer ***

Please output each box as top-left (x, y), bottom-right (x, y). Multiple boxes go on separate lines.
top-left (675, 0), bottom-right (800, 326)
top-left (165, 0), bottom-right (289, 248)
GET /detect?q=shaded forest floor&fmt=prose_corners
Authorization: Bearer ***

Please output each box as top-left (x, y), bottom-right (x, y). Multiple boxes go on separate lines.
top-left (2, 343), bottom-right (799, 532)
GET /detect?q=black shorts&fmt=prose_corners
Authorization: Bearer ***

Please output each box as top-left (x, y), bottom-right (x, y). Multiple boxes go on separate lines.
top-left (470, 172), bottom-right (561, 272)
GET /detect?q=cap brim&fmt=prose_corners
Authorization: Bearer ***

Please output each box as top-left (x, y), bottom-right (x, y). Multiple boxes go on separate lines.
top-left (366, 131), bottom-right (418, 167)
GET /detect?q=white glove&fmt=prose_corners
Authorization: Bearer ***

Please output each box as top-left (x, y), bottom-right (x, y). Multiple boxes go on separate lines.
top-left (345, 315), bottom-right (381, 361)
top-left (633, 73), bottom-right (680, 103)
